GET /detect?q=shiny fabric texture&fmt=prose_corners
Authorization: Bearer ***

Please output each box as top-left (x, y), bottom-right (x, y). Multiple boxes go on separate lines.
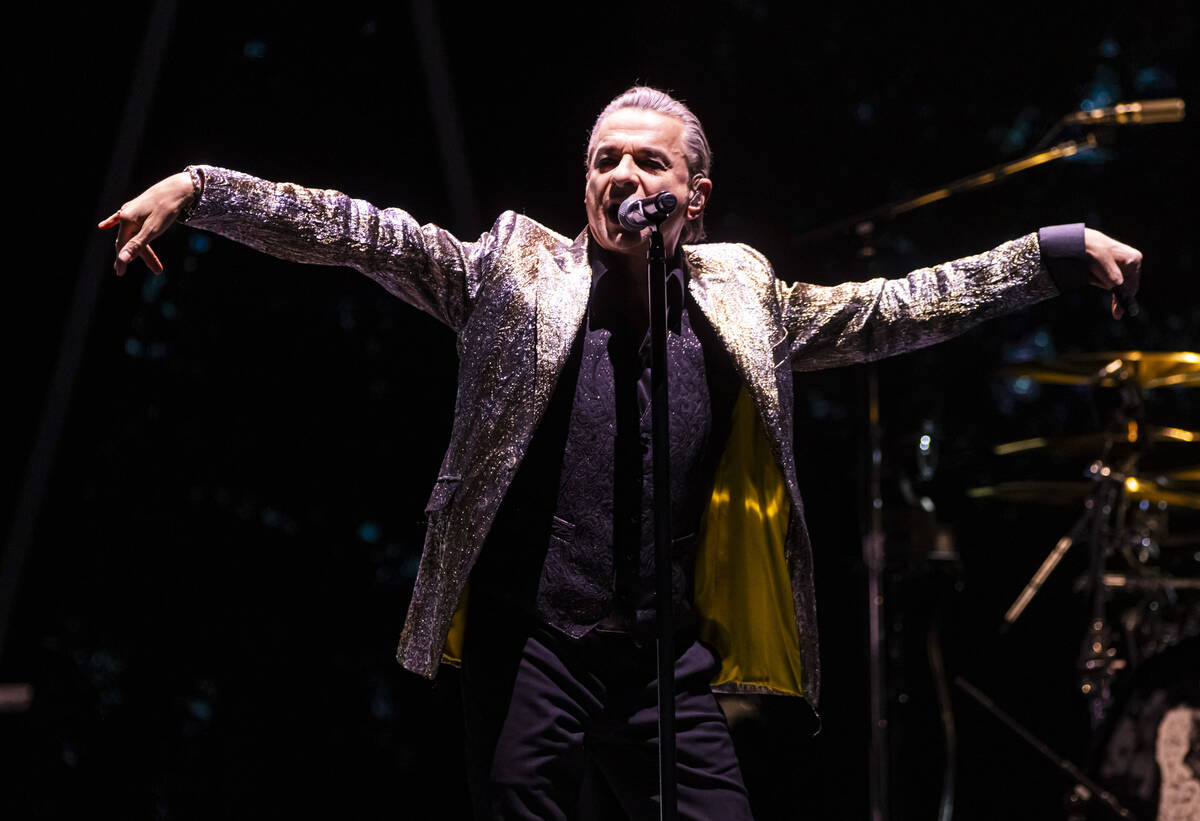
top-left (183, 165), bottom-right (1061, 706)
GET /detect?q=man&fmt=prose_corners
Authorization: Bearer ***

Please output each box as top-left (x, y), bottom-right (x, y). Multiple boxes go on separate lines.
top-left (101, 87), bottom-right (1142, 819)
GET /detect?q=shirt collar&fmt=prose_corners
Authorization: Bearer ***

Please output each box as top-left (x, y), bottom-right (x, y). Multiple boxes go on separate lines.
top-left (587, 241), bottom-right (686, 333)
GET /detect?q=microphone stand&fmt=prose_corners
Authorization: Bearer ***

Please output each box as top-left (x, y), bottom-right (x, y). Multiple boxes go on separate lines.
top-left (646, 223), bottom-right (678, 821)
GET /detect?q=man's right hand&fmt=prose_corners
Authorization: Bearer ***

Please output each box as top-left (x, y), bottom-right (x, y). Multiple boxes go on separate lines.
top-left (98, 171), bottom-right (196, 276)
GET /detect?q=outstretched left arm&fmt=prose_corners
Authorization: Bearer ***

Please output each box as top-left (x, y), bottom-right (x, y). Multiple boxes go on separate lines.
top-left (776, 228), bottom-right (1142, 372)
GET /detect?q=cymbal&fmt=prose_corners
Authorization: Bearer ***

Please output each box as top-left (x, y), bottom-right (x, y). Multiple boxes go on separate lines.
top-left (994, 426), bottom-right (1199, 456)
top-left (999, 351), bottom-right (1200, 389)
top-left (967, 479), bottom-right (1200, 510)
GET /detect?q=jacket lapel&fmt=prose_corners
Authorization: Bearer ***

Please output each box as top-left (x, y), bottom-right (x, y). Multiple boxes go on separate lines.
top-left (685, 246), bottom-right (794, 483)
top-left (534, 228), bottom-right (592, 408)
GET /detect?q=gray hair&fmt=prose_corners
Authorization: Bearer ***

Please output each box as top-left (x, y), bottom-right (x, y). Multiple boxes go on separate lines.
top-left (586, 86), bottom-right (712, 243)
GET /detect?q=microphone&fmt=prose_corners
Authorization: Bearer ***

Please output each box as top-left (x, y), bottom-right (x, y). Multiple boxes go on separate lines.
top-left (1062, 98), bottom-right (1185, 125)
top-left (1113, 283), bottom-right (1140, 319)
top-left (617, 192), bottom-right (678, 232)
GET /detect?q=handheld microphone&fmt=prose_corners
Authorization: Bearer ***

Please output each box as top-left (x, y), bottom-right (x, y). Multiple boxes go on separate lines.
top-left (1062, 98), bottom-right (1185, 126)
top-left (617, 192), bottom-right (678, 231)
top-left (1112, 283), bottom-right (1140, 319)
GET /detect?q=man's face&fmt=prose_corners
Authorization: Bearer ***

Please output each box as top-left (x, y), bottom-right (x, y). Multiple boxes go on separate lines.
top-left (584, 108), bottom-right (710, 262)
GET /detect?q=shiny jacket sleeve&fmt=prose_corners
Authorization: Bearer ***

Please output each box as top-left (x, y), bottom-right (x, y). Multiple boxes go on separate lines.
top-left (181, 165), bottom-right (505, 332)
top-left (776, 232), bottom-right (1061, 371)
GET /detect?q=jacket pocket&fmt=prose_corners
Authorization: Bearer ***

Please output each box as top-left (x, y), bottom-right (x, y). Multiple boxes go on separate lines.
top-left (424, 475), bottom-right (462, 513)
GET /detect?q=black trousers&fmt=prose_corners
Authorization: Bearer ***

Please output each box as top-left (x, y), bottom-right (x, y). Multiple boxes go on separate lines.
top-left (460, 599), bottom-right (753, 820)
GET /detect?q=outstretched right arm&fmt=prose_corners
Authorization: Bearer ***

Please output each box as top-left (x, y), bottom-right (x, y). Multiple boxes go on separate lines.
top-left (100, 166), bottom-right (502, 332)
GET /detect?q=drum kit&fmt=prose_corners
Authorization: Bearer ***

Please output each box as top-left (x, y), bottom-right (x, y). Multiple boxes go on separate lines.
top-left (967, 351), bottom-right (1200, 819)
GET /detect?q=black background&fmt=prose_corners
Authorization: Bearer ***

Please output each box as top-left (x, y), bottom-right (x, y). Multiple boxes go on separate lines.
top-left (3, 1), bottom-right (1197, 818)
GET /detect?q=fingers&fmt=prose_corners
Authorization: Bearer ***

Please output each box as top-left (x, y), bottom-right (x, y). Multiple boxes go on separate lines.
top-left (106, 206), bottom-right (138, 275)
top-left (1082, 229), bottom-right (1145, 320)
top-left (102, 194), bottom-right (169, 275)
top-left (113, 219), bottom-right (136, 276)
top-left (1089, 254), bottom-right (1125, 290)
top-left (1121, 247), bottom-right (1142, 297)
top-left (1096, 257), bottom-right (1138, 320)
top-left (1084, 229), bottom-right (1143, 291)
top-left (118, 239), bottom-right (138, 264)
top-left (1085, 235), bottom-right (1145, 321)
top-left (142, 243), bottom-right (163, 275)
top-left (1108, 245), bottom-right (1142, 320)
top-left (117, 217), bottom-right (165, 275)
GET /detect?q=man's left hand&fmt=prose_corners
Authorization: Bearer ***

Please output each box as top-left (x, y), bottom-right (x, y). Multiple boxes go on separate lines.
top-left (1085, 228), bottom-right (1143, 319)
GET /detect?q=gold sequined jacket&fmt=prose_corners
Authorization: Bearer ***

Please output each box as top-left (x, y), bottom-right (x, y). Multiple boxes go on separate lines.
top-left (183, 165), bottom-right (1061, 707)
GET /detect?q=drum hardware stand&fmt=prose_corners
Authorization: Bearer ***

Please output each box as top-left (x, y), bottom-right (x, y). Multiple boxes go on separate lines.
top-left (999, 458), bottom-right (1129, 721)
top-left (1000, 356), bottom-right (1156, 727)
top-left (1003, 506), bottom-right (1092, 628)
top-left (924, 538), bottom-right (961, 821)
top-left (1081, 361), bottom-right (1151, 727)
top-left (954, 677), bottom-right (1137, 820)
top-left (1079, 465), bottom-right (1125, 728)
top-left (854, 219), bottom-right (890, 821)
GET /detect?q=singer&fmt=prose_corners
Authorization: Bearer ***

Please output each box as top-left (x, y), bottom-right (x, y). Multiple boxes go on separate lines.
top-left (100, 86), bottom-right (1142, 820)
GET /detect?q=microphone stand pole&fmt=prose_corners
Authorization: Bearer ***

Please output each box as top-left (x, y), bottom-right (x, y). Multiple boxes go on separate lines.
top-left (647, 224), bottom-right (678, 821)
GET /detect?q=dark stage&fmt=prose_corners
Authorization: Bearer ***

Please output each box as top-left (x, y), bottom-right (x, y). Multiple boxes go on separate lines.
top-left (4, 2), bottom-right (1198, 818)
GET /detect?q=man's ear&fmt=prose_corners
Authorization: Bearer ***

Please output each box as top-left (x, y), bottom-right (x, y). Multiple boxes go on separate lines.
top-left (687, 175), bottom-right (712, 220)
